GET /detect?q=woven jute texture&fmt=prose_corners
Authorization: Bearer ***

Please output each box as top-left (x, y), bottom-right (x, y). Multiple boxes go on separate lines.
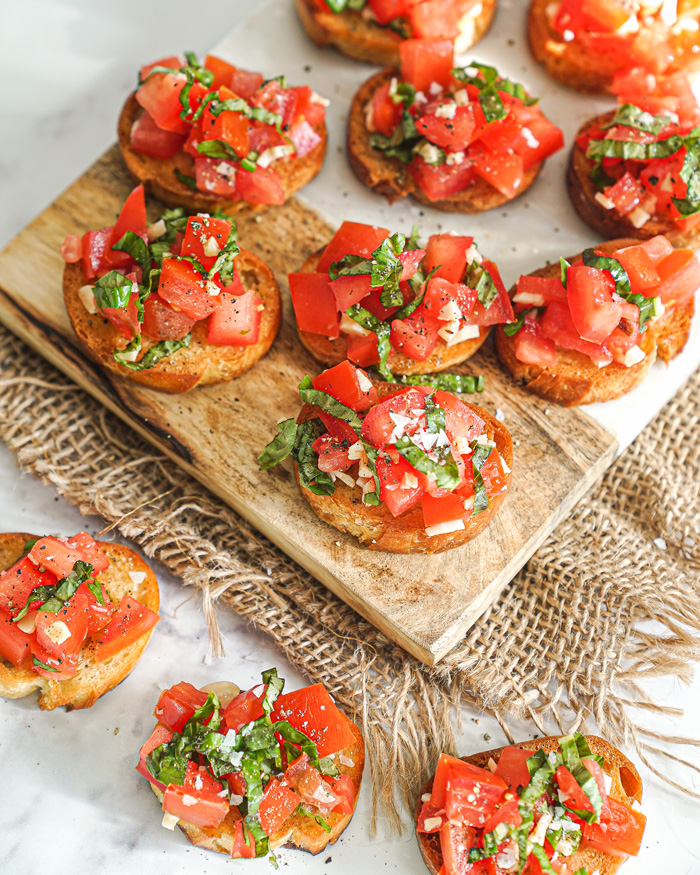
top-left (1, 325), bottom-right (699, 829)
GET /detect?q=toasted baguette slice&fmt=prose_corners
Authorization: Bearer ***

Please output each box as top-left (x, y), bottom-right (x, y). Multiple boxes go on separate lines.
top-left (118, 93), bottom-right (327, 214)
top-left (0, 532), bottom-right (159, 711)
top-left (495, 239), bottom-right (693, 406)
top-left (296, 383), bottom-right (512, 554)
top-left (348, 69), bottom-right (542, 212)
top-left (528, 0), bottom-right (621, 94)
top-left (64, 249), bottom-right (282, 393)
top-left (568, 111), bottom-right (700, 248)
top-left (295, 0), bottom-right (496, 67)
top-left (150, 715), bottom-right (364, 856)
top-left (296, 250), bottom-right (489, 374)
top-left (416, 734), bottom-right (644, 875)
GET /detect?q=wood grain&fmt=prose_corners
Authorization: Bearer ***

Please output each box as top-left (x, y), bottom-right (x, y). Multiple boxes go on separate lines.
top-left (0, 147), bottom-right (618, 665)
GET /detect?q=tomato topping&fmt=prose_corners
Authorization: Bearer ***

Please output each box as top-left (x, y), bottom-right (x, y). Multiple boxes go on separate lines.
top-left (654, 248), bottom-right (700, 305)
top-left (0, 555), bottom-right (57, 618)
top-left (289, 272), bottom-right (340, 337)
top-left (95, 595), bottom-right (159, 662)
top-left (346, 332), bottom-right (381, 367)
top-left (194, 156), bottom-right (238, 197)
top-left (444, 760), bottom-right (508, 827)
top-left (325, 773), bottom-right (356, 814)
top-left (423, 235), bottom-right (473, 284)
top-left (107, 186), bottom-right (147, 259)
top-left (330, 274), bottom-right (374, 311)
top-left (312, 361), bottom-right (377, 412)
top-left (514, 322), bottom-right (557, 368)
top-left (422, 492), bottom-right (471, 528)
top-left (271, 683), bottom-right (356, 757)
top-left (371, 81), bottom-right (403, 137)
top-left (360, 388), bottom-right (426, 448)
top-left (136, 723), bottom-right (173, 790)
top-left (494, 746), bottom-right (533, 791)
top-left (416, 106), bottom-right (477, 149)
top-left (35, 590), bottom-right (89, 661)
top-left (399, 39), bottom-right (454, 93)
top-left (155, 682), bottom-right (208, 733)
top-left (440, 819), bottom-right (478, 875)
top-left (181, 215), bottom-right (234, 271)
top-left (76, 580), bottom-right (114, 636)
top-left (142, 295), bottom-right (196, 342)
top-left (207, 288), bottom-right (262, 347)
top-left (316, 222), bottom-right (390, 274)
top-left (566, 263), bottom-right (622, 343)
top-left (582, 797), bottom-right (647, 857)
top-left (158, 258), bottom-right (218, 321)
top-left (162, 781), bottom-right (229, 829)
top-left (313, 433), bottom-right (353, 473)
top-left (408, 157), bottom-right (476, 202)
top-left (376, 453), bottom-right (425, 517)
top-left (136, 72), bottom-right (191, 135)
top-left (232, 820), bottom-right (256, 858)
top-left (28, 533), bottom-right (106, 580)
top-left (0, 608), bottom-right (33, 666)
top-left (236, 165), bottom-right (285, 205)
top-left (259, 778), bottom-right (301, 836)
top-left (61, 234), bottom-right (83, 264)
top-left (391, 313), bottom-right (441, 361)
top-left (470, 144), bottom-right (525, 199)
top-left (81, 228), bottom-right (112, 281)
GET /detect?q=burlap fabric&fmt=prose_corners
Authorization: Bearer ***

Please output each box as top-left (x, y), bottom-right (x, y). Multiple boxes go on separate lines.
top-left (1, 325), bottom-right (699, 829)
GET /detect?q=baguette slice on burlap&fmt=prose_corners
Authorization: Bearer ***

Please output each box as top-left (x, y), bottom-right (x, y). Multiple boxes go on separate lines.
top-left (149, 716), bottom-right (364, 856)
top-left (118, 92), bottom-right (327, 214)
top-left (296, 249), bottom-right (489, 374)
top-left (295, 0), bottom-right (497, 67)
top-left (416, 734), bottom-right (644, 875)
top-left (495, 239), bottom-right (695, 406)
top-left (348, 69), bottom-right (542, 211)
top-left (63, 248), bottom-right (282, 393)
top-left (0, 532), bottom-right (159, 711)
top-left (568, 110), bottom-right (700, 249)
top-left (296, 383), bottom-right (512, 554)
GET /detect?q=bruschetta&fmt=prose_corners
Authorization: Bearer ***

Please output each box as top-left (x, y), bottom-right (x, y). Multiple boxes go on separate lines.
top-left (0, 531), bottom-right (159, 710)
top-left (568, 85), bottom-right (700, 246)
top-left (137, 669), bottom-right (364, 859)
top-left (259, 362), bottom-right (512, 553)
top-left (529, 0), bottom-right (700, 94)
top-left (348, 39), bottom-right (564, 211)
top-left (60, 185), bottom-right (281, 392)
top-left (495, 236), bottom-right (698, 406)
top-left (118, 52), bottom-right (328, 213)
top-left (416, 732), bottom-right (646, 875)
top-left (295, 0), bottom-right (497, 66)
top-left (289, 221), bottom-right (513, 377)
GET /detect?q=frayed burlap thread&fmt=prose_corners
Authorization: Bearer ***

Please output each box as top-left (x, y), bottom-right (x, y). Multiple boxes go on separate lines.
top-left (1, 326), bottom-right (699, 829)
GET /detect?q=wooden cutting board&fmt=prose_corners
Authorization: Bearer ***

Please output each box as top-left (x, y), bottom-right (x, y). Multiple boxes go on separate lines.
top-left (0, 146), bottom-right (617, 665)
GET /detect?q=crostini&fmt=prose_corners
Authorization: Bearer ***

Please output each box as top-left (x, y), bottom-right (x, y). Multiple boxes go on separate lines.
top-left (529, 0), bottom-right (700, 94)
top-left (0, 531), bottom-right (159, 710)
top-left (295, 0), bottom-right (497, 66)
top-left (568, 82), bottom-right (700, 246)
top-left (118, 52), bottom-right (328, 213)
top-left (290, 221), bottom-right (513, 377)
top-left (416, 732), bottom-right (646, 875)
top-left (259, 362), bottom-right (512, 553)
top-left (60, 185), bottom-right (281, 392)
top-left (495, 236), bottom-right (698, 406)
top-left (348, 39), bottom-right (564, 211)
top-left (138, 669), bottom-right (364, 859)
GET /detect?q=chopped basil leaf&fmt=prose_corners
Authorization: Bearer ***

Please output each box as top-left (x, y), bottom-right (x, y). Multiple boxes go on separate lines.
top-left (360, 442), bottom-right (382, 506)
top-left (395, 372), bottom-right (485, 394)
top-left (293, 418), bottom-right (336, 496)
top-left (258, 418), bottom-right (298, 470)
top-left (14, 559), bottom-right (94, 620)
top-left (92, 271), bottom-right (136, 311)
top-left (586, 134), bottom-right (684, 164)
top-left (22, 537), bottom-right (39, 556)
top-left (319, 756), bottom-right (339, 777)
top-left (207, 233), bottom-right (241, 286)
top-left (504, 307), bottom-right (540, 337)
top-left (394, 435), bottom-right (461, 490)
top-left (589, 163), bottom-right (617, 190)
top-left (298, 375), bottom-right (363, 431)
top-left (406, 224), bottom-right (421, 251)
top-left (174, 168), bottom-right (198, 189)
top-left (197, 138), bottom-right (244, 160)
top-left (86, 580), bottom-right (105, 605)
top-left (329, 232), bottom-right (407, 308)
top-left (560, 257), bottom-right (570, 288)
top-left (604, 104), bottom-right (669, 136)
top-left (261, 667), bottom-right (285, 716)
top-left (115, 335), bottom-right (190, 371)
top-left (672, 137), bottom-right (700, 217)
top-left (212, 97), bottom-right (282, 128)
top-left (390, 80), bottom-right (416, 108)
top-left (388, 16), bottom-right (411, 39)
top-left (32, 656), bottom-right (60, 672)
top-left (112, 231), bottom-right (151, 279)
top-left (530, 845), bottom-right (558, 874)
top-left (12, 583), bottom-right (55, 622)
top-left (297, 806), bottom-right (332, 832)
top-left (465, 260), bottom-right (498, 309)
top-left (369, 110), bottom-right (420, 163)
top-left (346, 305), bottom-right (393, 381)
top-left (452, 62), bottom-right (537, 124)
top-left (424, 394), bottom-right (445, 434)
top-left (470, 439), bottom-right (493, 517)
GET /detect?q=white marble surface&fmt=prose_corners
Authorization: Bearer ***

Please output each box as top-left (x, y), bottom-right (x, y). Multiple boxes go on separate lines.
top-left (1, 1), bottom-right (700, 873)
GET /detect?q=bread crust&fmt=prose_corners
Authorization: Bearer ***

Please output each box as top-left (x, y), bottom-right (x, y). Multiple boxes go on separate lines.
top-left (567, 110), bottom-right (700, 248)
top-left (348, 69), bottom-right (543, 212)
top-left (296, 383), bottom-right (512, 554)
top-left (295, 249), bottom-right (490, 374)
top-left (0, 532), bottom-right (159, 710)
top-left (63, 248), bottom-right (282, 393)
top-left (495, 239), bottom-right (692, 406)
top-left (118, 93), bottom-right (327, 214)
top-left (295, 0), bottom-right (497, 66)
top-left (150, 713), bottom-right (365, 856)
top-left (416, 734), bottom-right (644, 875)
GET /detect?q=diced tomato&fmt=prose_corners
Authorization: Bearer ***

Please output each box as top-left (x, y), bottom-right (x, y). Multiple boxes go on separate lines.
top-left (433, 391), bottom-right (484, 442)
top-left (290, 272), bottom-right (340, 337)
top-left (416, 800), bottom-right (447, 833)
top-left (330, 274), bottom-right (374, 311)
top-left (399, 249), bottom-right (425, 280)
top-left (483, 796), bottom-right (522, 833)
top-left (158, 258), bottom-right (217, 321)
top-left (319, 411), bottom-right (359, 446)
top-left (478, 110), bottom-right (522, 154)
top-left (422, 492), bottom-right (468, 528)
top-left (444, 760), bottom-right (508, 827)
top-left (230, 67), bottom-right (265, 101)
top-left (142, 294), bottom-right (195, 341)
top-left (313, 433), bottom-right (353, 473)
top-left (60, 234), bottom-right (82, 264)
top-left (408, 0), bottom-right (465, 40)
top-left (494, 746), bottom-right (533, 791)
top-left (208, 288), bottom-right (262, 346)
top-left (312, 361), bottom-right (378, 412)
top-left (316, 222), bottom-right (390, 275)
top-left (540, 302), bottom-right (611, 361)
top-left (325, 773), bottom-right (356, 814)
top-left (566, 262), bottom-right (622, 343)
top-left (630, 25), bottom-right (674, 75)
top-left (440, 819), bottom-right (478, 875)
top-left (31, 647), bottom-right (79, 681)
top-left (131, 108), bottom-right (189, 160)
top-left (155, 682), bottom-right (208, 733)
top-left (399, 39), bottom-right (454, 93)
top-left (409, 156), bottom-right (476, 201)
top-left (346, 332), bottom-right (380, 367)
top-left (362, 287), bottom-right (403, 321)
top-left (63, 531), bottom-right (109, 572)
top-left (181, 215), bottom-right (233, 272)
top-left (641, 234), bottom-right (675, 265)
top-left (259, 778), bottom-right (301, 836)
top-left (391, 314), bottom-right (441, 361)
top-left (0, 609), bottom-right (33, 666)
top-left (232, 820), bottom-right (257, 858)
top-left (35, 590), bottom-right (89, 660)
top-left (470, 144), bottom-right (525, 199)
top-left (81, 227), bottom-right (112, 281)
top-left (423, 234), bottom-right (473, 284)
top-left (271, 684), bottom-right (356, 757)
top-left (468, 264), bottom-right (514, 327)
top-left (224, 770), bottom-right (247, 797)
top-left (582, 797), bottom-right (646, 857)
top-left (183, 761), bottom-right (226, 797)
top-left (361, 388), bottom-right (426, 447)
top-left (368, 0), bottom-right (408, 25)
top-left (203, 109), bottom-right (251, 159)
top-left (376, 452), bottom-right (425, 517)
top-left (515, 275), bottom-right (567, 308)
top-left (612, 243), bottom-right (660, 292)
top-left (370, 81), bottom-right (402, 137)
top-left (223, 686), bottom-right (265, 732)
top-left (28, 535), bottom-right (95, 580)
top-left (193, 156), bottom-right (238, 197)
top-left (162, 782), bottom-right (229, 829)
top-left (102, 290), bottom-right (141, 340)
top-left (514, 321), bottom-right (557, 367)
top-left (136, 72), bottom-right (190, 135)
top-left (95, 595), bottom-right (159, 662)
top-left (480, 449), bottom-right (507, 496)
top-left (605, 172), bottom-right (644, 215)
top-left (0, 555), bottom-right (57, 618)
top-left (654, 248), bottom-right (700, 305)
top-left (416, 105), bottom-right (476, 149)
top-left (513, 112), bottom-right (564, 169)
top-left (202, 54), bottom-right (236, 91)
top-left (76, 580), bottom-right (114, 635)
top-left (236, 165), bottom-right (285, 205)
top-left (140, 55), bottom-right (185, 82)
top-left (136, 722), bottom-right (173, 789)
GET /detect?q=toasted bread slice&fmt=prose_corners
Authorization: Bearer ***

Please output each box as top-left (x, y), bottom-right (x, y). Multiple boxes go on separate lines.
top-left (295, 0), bottom-right (497, 67)
top-left (568, 111), bottom-right (700, 248)
top-left (416, 734), bottom-right (644, 875)
top-left (348, 69), bottom-right (542, 212)
top-left (296, 383), bottom-right (512, 554)
top-left (118, 93), bottom-right (327, 214)
top-left (495, 239), bottom-right (692, 406)
top-left (528, 0), bottom-right (620, 94)
top-left (0, 532), bottom-right (159, 711)
top-left (63, 248), bottom-right (282, 393)
top-left (295, 250), bottom-right (489, 374)
top-left (150, 716), bottom-right (364, 856)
